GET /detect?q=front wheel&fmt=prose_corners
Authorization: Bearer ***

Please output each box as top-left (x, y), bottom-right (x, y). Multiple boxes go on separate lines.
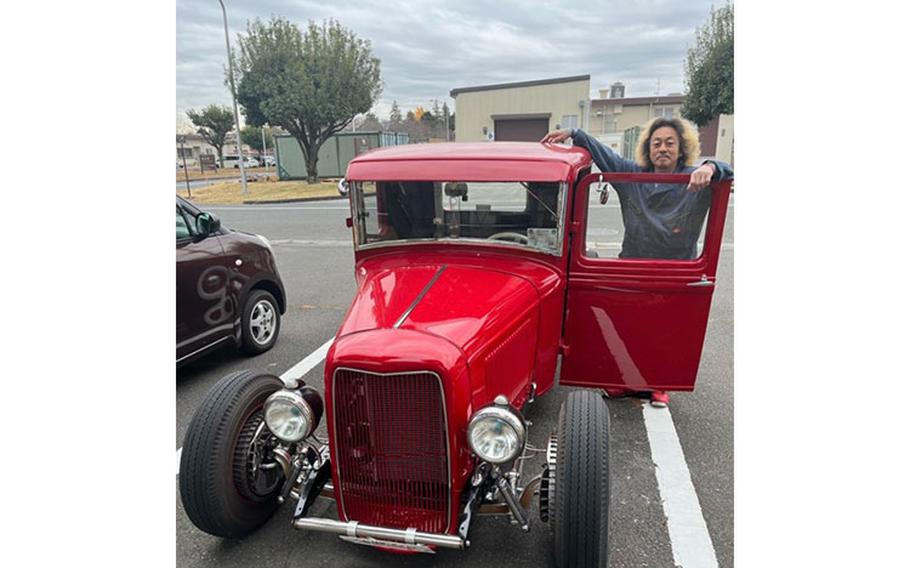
top-left (179, 371), bottom-right (285, 538)
top-left (240, 289), bottom-right (281, 355)
top-left (552, 390), bottom-right (611, 568)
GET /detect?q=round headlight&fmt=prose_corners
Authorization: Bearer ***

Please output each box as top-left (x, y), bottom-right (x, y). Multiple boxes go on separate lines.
top-left (264, 390), bottom-right (314, 442)
top-left (466, 404), bottom-right (526, 464)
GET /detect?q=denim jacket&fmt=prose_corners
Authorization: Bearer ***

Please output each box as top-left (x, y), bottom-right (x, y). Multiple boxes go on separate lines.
top-left (570, 128), bottom-right (733, 260)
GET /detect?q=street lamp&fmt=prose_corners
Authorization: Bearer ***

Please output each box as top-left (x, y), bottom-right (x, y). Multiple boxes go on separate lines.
top-left (217, 0), bottom-right (248, 195)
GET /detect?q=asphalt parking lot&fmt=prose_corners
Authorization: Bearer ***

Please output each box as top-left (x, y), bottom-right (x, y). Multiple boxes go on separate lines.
top-left (176, 195), bottom-right (734, 568)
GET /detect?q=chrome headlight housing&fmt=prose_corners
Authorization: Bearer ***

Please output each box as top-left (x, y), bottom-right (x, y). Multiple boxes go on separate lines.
top-left (264, 389), bottom-right (316, 442)
top-left (466, 400), bottom-right (526, 464)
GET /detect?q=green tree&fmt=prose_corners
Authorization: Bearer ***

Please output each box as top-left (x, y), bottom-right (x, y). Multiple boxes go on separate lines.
top-left (681, 3), bottom-right (734, 126)
top-left (236, 17), bottom-right (382, 182)
top-left (355, 112), bottom-right (383, 131)
top-left (186, 105), bottom-right (234, 166)
top-left (240, 125), bottom-right (273, 154)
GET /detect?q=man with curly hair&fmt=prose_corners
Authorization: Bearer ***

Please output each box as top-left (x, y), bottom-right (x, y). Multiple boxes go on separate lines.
top-left (542, 117), bottom-right (732, 261)
top-left (542, 118), bottom-right (733, 408)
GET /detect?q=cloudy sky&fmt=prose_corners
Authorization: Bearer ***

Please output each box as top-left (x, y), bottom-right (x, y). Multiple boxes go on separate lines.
top-left (176, 0), bottom-right (726, 131)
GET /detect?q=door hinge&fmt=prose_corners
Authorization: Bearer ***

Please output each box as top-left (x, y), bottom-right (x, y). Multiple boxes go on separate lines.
top-left (568, 221), bottom-right (581, 234)
top-left (558, 341), bottom-right (570, 356)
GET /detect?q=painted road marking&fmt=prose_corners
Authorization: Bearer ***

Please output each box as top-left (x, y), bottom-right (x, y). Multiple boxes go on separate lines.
top-left (176, 337), bottom-right (335, 475)
top-left (279, 337), bottom-right (334, 385)
top-left (642, 403), bottom-right (719, 568)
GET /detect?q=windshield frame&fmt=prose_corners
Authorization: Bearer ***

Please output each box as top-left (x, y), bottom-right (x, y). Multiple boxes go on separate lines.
top-left (350, 180), bottom-right (568, 257)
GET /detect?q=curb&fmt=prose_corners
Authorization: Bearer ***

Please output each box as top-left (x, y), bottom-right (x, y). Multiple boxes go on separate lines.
top-left (242, 195), bottom-right (347, 204)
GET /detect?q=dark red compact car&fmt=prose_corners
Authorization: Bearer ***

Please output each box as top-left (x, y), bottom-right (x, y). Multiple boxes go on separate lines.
top-left (176, 195), bottom-right (286, 365)
top-left (179, 144), bottom-right (732, 567)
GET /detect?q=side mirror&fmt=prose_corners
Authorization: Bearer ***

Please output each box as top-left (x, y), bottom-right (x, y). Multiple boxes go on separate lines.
top-left (196, 212), bottom-right (221, 235)
top-left (338, 178), bottom-right (350, 197)
top-left (597, 181), bottom-right (613, 205)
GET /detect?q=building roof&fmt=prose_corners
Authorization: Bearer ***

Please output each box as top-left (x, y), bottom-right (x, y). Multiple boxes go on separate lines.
top-left (591, 95), bottom-right (685, 106)
top-left (450, 75), bottom-right (590, 97)
top-left (346, 142), bottom-right (591, 182)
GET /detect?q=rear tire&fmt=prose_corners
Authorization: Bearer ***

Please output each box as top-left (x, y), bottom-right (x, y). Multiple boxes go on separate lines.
top-left (179, 370), bottom-right (285, 538)
top-left (553, 390), bottom-right (611, 568)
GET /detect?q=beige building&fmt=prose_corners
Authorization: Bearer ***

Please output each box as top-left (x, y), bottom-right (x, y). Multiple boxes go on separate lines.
top-left (590, 84), bottom-right (732, 164)
top-left (449, 77), bottom-right (732, 164)
top-left (587, 83), bottom-right (686, 158)
top-left (450, 75), bottom-right (591, 142)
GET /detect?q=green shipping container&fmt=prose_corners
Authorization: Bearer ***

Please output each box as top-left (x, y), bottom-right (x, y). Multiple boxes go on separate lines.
top-left (275, 131), bottom-right (409, 180)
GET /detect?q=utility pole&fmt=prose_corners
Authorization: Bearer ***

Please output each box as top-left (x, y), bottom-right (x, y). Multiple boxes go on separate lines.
top-left (178, 135), bottom-right (191, 198)
top-left (218, 0), bottom-right (248, 194)
top-left (261, 125), bottom-right (269, 174)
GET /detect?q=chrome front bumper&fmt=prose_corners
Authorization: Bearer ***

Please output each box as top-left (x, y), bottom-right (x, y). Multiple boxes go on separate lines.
top-left (293, 517), bottom-right (467, 550)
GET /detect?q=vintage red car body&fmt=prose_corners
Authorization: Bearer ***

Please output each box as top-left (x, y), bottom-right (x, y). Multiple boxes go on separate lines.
top-left (179, 141), bottom-right (732, 567)
top-left (323, 142), bottom-right (732, 535)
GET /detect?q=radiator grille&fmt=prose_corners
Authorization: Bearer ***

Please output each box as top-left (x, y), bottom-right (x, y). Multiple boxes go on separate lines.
top-left (332, 368), bottom-right (450, 533)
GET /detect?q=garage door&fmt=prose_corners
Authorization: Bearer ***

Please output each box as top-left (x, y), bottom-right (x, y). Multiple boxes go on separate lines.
top-left (494, 118), bottom-right (550, 142)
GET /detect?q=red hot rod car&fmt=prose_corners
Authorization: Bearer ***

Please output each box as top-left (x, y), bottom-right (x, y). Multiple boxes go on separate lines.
top-left (179, 142), bottom-right (732, 567)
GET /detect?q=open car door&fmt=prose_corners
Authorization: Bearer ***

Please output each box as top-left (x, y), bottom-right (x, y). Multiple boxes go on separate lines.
top-left (559, 172), bottom-right (733, 392)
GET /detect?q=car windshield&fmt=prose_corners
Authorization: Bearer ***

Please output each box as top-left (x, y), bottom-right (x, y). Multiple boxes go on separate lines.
top-left (352, 180), bottom-right (565, 255)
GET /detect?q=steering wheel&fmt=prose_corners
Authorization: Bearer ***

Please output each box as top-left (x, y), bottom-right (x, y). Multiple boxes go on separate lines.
top-left (487, 232), bottom-right (529, 244)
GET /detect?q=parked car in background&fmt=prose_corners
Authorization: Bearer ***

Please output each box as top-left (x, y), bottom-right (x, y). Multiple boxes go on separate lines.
top-left (176, 195), bottom-right (286, 365)
top-left (260, 155), bottom-right (276, 167)
top-left (223, 155), bottom-right (260, 168)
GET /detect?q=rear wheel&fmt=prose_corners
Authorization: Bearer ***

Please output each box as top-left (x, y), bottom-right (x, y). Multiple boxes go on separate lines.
top-left (179, 370), bottom-right (285, 538)
top-left (552, 390), bottom-right (611, 568)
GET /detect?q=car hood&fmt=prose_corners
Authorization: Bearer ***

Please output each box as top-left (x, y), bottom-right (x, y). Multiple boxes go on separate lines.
top-left (337, 261), bottom-right (541, 357)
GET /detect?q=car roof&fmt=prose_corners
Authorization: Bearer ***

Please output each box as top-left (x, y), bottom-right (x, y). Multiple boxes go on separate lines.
top-left (346, 142), bottom-right (591, 182)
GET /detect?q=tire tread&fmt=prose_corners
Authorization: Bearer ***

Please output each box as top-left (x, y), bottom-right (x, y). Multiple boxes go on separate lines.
top-left (553, 390), bottom-right (611, 568)
top-left (179, 370), bottom-right (284, 538)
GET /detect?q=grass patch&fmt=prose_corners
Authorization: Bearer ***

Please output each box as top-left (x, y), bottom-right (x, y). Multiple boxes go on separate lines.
top-left (179, 178), bottom-right (339, 205)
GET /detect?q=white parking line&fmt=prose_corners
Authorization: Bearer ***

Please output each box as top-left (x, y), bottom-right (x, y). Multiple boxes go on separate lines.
top-left (279, 337), bottom-right (334, 385)
top-left (176, 337), bottom-right (335, 475)
top-left (642, 403), bottom-right (719, 568)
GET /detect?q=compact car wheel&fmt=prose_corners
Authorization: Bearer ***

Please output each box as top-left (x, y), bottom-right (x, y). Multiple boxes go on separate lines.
top-left (179, 371), bottom-right (285, 538)
top-left (241, 289), bottom-right (281, 355)
top-left (552, 390), bottom-right (611, 568)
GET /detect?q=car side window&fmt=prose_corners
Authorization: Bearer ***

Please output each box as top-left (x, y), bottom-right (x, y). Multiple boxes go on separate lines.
top-left (176, 206), bottom-right (194, 240)
top-left (583, 180), bottom-right (709, 260)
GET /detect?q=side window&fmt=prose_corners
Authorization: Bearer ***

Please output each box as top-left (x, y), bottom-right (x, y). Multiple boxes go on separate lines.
top-left (583, 180), bottom-right (709, 260)
top-left (561, 115), bottom-right (579, 130)
top-left (176, 207), bottom-right (194, 240)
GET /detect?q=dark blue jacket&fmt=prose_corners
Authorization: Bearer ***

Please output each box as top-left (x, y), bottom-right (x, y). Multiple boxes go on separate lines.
top-left (571, 128), bottom-right (733, 259)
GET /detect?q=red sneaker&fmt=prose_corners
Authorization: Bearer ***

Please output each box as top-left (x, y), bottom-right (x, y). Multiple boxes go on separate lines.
top-left (604, 388), bottom-right (633, 398)
top-left (650, 391), bottom-right (669, 408)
